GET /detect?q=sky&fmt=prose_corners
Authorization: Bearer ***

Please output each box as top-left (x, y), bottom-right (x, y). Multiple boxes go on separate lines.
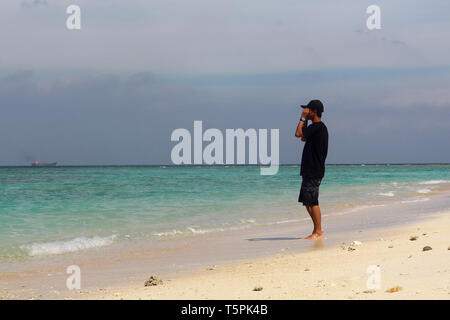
top-left (1, 0), bottom-right (450, 165)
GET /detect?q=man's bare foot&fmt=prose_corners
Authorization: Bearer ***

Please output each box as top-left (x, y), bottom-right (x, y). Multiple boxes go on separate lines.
top-left (302, 229), bottom-right (324, 240)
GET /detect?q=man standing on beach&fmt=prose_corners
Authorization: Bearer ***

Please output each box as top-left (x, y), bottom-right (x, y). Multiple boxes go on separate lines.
top-left (295, 99), bottom-right (328, 239)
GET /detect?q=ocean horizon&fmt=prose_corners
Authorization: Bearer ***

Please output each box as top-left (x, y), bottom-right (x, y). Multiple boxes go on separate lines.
top-left (2, 162), bottom-right (450, 167)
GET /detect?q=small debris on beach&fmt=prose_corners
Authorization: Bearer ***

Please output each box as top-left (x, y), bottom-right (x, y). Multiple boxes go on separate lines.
top-left (304, 268), bottom-right (310, 271)
top-left (388, 245), bottom-right (394, 248)
top-left (409, 236), bottom-right (419, 241)
top-left (447, 246), bottom-right (450, 250)
top-left (253, 286), bottom-right (263, 291)
top-left (422, 246), bottom-right (432, 251)
top-left (144, 275), bottom-right (163, 287)
top-left (206, 265), bottom-right (216, 270)
top-left (363, 290), bottom-right (376, 294)
top-left (340, 242), bottom-right (359, 251)
top-left (385, 286), bottom-right (403, 293)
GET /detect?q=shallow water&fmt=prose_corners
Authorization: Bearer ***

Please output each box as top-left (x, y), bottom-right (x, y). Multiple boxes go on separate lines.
top-left (1, 164), bottom-right (449, 259)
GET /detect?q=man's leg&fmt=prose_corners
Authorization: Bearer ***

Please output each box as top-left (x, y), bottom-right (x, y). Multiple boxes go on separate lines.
top-left (303, 205), bottom-right (324, 239)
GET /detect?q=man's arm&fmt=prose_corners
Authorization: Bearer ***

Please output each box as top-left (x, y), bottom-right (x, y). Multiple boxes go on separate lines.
top-left (295, 119), bottom-right (308, 139)
top-left (295, 109), bottom-right (309, 140)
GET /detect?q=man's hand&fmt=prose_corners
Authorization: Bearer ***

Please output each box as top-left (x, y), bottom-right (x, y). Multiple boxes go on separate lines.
top-left (301, 109), bottom-right (309, 120)
top-left (301, 137), bottom-right (306, 142)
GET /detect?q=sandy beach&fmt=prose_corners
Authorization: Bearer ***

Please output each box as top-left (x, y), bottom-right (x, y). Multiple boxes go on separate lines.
top-left (77, 210), bottom-right (450, 300)
top-left (3, 203), bottom-right (448, 300)
top-left (1, 186), bottom-right (449, 300)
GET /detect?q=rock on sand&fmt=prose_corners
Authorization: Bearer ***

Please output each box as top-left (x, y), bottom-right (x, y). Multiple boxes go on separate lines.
top-left (144, 275), bottom-right (163, 287)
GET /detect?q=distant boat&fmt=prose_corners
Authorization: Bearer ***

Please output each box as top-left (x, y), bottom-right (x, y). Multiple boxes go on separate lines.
top-left (31, 160), bottom-right (57, 167)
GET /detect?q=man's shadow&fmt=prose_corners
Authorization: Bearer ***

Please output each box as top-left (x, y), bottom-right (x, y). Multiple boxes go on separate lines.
top-left (246, 237), bottom-right (302, 241)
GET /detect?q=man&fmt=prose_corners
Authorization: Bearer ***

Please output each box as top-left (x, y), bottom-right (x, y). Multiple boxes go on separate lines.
top-left (295, 99), bottom-right (328, 240)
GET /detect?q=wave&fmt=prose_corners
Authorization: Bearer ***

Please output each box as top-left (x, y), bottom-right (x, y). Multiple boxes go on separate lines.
top-left (186, 225), bottom-right (250, 234)
top-left (275, 218), bottom-right (304, 224)
top-left (400, 198), bottom-right (430, 204)
top-left (334, 203), bottom-right (386, 215)
top-left (417, 188), bottom-right (431, 194)
top-left (377, 191), bottom-right (395, 197)
top-left (20, 235), bottom-right (116, 257)
top-left (418, 180), bottom-right (449, 185)
top-left (187, 226), bottom-right (222, 234)
top-left (239, 218), bottom-right (256, 224)
top-left (152, 229), bottom-right (183, 237)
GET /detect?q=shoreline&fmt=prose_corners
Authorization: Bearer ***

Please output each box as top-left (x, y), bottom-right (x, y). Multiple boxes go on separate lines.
top-left (1, 189), bottom-right (450, 300)
top-left (3, 182), bottom-right (448, 263)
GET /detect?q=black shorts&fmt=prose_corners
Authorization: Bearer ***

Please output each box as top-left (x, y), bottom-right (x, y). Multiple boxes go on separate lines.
top-left (298, 177), bottom-right (322, 206)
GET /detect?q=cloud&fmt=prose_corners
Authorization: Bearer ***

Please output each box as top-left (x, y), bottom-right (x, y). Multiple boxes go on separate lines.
top-left (381, 87), bottom-right (450, 108)
top-left (1, 66), bottom-right (449, 165)
top-left (0, 1), bottom-right (449, 164)
top-left (0, 0), bottom-right (448, 74)
top-left (21, 0), bottom-right (48, 7)
top-left (355, 28), bottom-right (408, 47)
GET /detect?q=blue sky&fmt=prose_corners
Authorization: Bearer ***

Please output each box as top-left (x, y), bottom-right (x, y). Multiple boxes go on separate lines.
top-left (0, 0), bottom-right (449, 165)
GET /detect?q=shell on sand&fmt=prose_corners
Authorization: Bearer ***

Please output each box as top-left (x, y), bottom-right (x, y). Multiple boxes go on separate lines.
top-left (385, 286), bottom-right (403, 293)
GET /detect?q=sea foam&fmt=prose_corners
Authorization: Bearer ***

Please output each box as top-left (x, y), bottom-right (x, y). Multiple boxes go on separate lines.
top-left (418, 180), bottom-right (449, 185)
top-left (400, 198), bottom-right (430, 204)
top-left (377, 191), bottom-right (395, 197)
top-left (152, 229), bottom-right (183, 237)
top-left (20, 235), bottom-right (116, 256)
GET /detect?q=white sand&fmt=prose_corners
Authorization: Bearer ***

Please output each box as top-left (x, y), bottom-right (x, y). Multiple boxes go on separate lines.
top-left (77, 211), bottom-right (450, 300)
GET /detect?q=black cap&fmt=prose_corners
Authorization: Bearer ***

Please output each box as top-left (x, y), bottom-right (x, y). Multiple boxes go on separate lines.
top-left (301, 99), bottom-right (324, 113)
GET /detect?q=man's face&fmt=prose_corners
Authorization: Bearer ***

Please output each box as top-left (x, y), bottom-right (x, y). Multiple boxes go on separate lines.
top-left (303, 108), bottom-right (315, 120)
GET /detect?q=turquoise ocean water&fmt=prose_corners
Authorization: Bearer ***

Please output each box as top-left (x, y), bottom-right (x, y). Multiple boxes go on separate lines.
top-left (1, 164), bottom-right (449, 260)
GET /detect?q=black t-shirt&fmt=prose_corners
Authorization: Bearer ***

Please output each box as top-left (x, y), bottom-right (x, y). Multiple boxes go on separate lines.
top-left (300, 121), bottom-right (328, 178)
